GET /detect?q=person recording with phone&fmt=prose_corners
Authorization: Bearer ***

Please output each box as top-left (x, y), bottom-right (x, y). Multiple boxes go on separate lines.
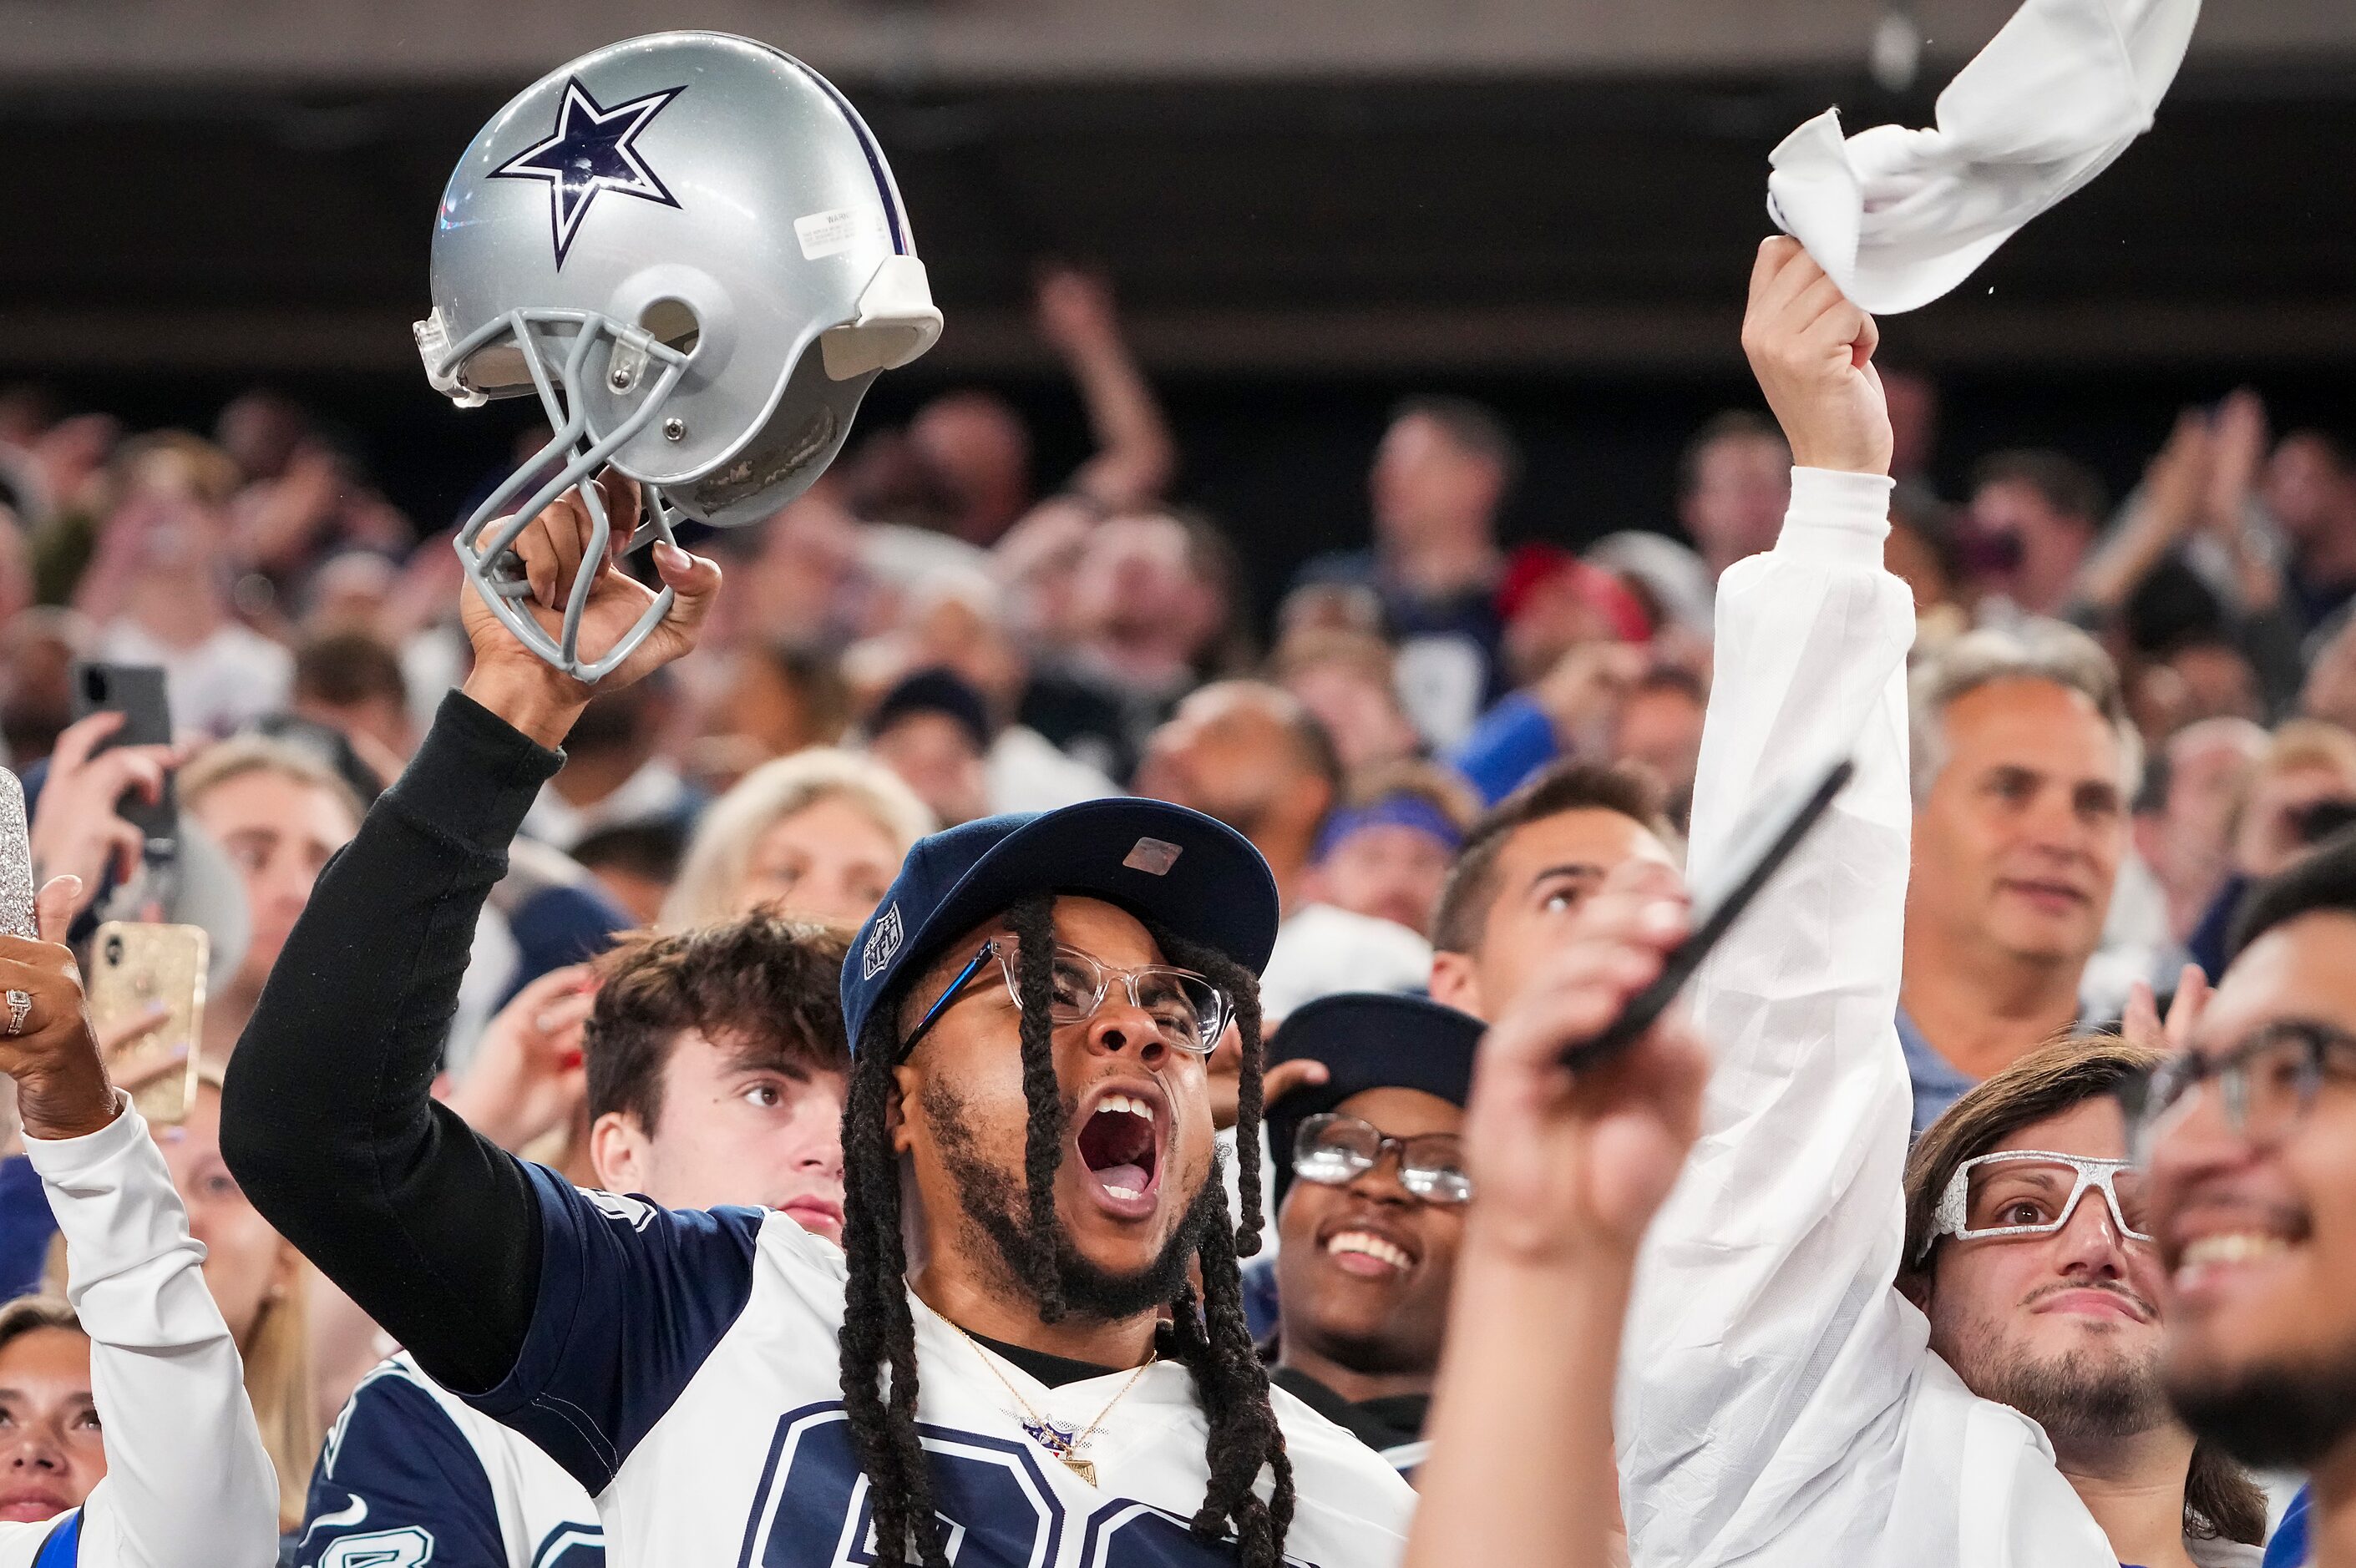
top-left (3, 725), bottom-right (203, 1302)
top-left (0, 870), bottom-right (277, 1565)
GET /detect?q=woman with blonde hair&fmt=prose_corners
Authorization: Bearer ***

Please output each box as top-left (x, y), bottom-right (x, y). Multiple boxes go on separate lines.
top-left (659, 747), bottom-right (933, 930)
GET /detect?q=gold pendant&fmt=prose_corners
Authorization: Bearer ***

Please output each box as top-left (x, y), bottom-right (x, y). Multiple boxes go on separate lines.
top-left (1061, 1456), bottom-right (1097, 1487)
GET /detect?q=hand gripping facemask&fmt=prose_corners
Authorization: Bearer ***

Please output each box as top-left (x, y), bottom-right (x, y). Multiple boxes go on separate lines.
top-left (416, 31), bottom-right (941, 679)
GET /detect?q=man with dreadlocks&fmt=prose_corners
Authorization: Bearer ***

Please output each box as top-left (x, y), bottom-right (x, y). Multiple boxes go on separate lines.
top-left (219, 475), bottom-right (1414, 1567)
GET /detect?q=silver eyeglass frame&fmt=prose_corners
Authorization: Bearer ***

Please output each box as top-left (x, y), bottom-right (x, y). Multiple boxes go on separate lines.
top-left (899, 938), bottom-right (1232, 1059)
top-left (1917, 1148), bottom-right (2152, 1262)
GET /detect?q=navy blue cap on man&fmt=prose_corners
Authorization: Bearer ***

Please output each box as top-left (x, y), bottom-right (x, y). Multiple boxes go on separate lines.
top-left (1264, 991), bottom-right (1485, 1205)
top-left (840, 795), bottom-right (1281, 1052)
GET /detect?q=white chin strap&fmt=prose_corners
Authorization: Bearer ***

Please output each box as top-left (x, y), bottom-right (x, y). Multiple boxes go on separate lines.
top-left (820, 255), bottom-right (943, 381)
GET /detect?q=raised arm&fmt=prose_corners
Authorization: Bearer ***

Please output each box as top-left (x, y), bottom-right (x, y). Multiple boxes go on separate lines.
top-left (1617, 239), bottom-right (1920, 1565)
top-left (1407, 862), bottom-right (1705, 1568)
top-left (1, 878), bottom-right (276, 1567)
top-left (1033, 266), bottom-right (1177, 512)
top-left (218, 477), bottom-right (721, 1397)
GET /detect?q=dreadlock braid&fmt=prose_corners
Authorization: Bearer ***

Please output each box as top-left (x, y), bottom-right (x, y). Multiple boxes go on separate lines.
top-left (1003, 895), bottom-right (1071, 1321)
top-left (839, 1011), bottom-right (948, 1568)
top-left (1142, 918), bottom-right (1270, 1258)
top-left (1168, 1162), bottom-right (1297, 1566)
top-left (1138, 916), bottom-right (1294, 1567)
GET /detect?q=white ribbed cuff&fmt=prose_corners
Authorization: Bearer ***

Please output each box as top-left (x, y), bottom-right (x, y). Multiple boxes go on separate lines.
top-left (1776, 468), bottom-right (1895, 561)
top-left (21, 1089), bottom-right (139, 1183)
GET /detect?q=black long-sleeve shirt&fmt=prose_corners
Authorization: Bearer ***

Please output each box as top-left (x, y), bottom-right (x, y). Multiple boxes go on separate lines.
top-left (220, 691), bottom-right (561, 1396)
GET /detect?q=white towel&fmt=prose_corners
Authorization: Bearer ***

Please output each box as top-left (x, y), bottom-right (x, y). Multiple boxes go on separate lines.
top-left (1767, 0), bottom-right (2201, 315)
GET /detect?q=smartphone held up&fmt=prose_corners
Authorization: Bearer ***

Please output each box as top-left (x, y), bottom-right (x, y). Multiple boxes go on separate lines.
top-left (0, 770), bottom-right (33, 942)
top-left (85, 921), bottom-right (207, 1125)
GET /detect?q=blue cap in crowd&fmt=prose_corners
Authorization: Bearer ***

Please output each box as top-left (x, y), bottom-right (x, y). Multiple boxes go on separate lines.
top-left (1264, 991), bottom-right (1485, 1206)
top-left (869, 666), bottom-right (994, 755)
top-left (839, 797), bottom-right (1281, 1055)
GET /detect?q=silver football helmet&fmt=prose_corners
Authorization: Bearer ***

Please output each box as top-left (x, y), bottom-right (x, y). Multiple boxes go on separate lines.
top-left (416, 31), bottom-right (941, 679)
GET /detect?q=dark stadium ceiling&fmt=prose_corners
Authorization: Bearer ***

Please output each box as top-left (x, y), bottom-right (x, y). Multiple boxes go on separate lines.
top-left (2, 0), bottom-right (2350, 83)
top-left (0, 64), bottom-right (2351, 377)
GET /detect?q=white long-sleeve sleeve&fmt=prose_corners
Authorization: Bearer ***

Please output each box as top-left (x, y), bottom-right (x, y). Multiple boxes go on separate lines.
top-left (0, 1097), bottom-right (278, 1568)
top-left (1618, 470), bottom-right (2118, 1568)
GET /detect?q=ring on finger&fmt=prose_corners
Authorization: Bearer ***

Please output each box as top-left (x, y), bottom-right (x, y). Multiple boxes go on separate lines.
top-left (3, 989), bottom-right (30, 1039)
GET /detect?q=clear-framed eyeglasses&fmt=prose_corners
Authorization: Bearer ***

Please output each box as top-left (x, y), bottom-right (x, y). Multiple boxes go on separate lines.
top-left (1291, 1112), bottom-right (1473, 1206)
top-left (2123, 1019), bottom-right (2356, 1163)
top-left (900, 938), bottom-right (1232, 1059)
top-left (1915, 1150), bottom-right (2151, 1262)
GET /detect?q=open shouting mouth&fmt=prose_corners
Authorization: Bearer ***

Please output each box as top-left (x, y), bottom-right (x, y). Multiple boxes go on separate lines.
top-left (1074, 1080), bottom-right (1166, 1221)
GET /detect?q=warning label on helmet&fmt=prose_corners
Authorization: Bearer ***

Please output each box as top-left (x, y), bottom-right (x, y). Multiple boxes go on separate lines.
top-left (795, 207), bottom-right (880, 261)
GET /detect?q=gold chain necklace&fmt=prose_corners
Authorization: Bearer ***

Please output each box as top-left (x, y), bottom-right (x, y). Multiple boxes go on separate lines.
top-left (952, 1324), bottom-right (1156, 1487)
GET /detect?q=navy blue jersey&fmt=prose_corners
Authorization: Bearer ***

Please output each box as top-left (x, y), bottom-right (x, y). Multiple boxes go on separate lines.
top-left (300, 1354), bottom-right (602, 1568)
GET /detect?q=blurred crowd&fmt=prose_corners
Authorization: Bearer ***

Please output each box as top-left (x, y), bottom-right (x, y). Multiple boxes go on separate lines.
top-left (2, 258), bottom-right (2353, 1554)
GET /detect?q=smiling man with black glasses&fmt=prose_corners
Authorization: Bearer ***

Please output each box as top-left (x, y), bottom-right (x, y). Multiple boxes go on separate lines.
top-left (1260, 992), bottom-right (1482, 1480)
top-left (2142, 832), bottom-right (2356, 1568)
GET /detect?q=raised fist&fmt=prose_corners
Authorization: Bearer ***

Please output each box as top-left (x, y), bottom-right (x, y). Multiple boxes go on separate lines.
top-left (458, 470), bottom-right (722, 746)
top-left (1740, 237), bottom-right (1893, 478)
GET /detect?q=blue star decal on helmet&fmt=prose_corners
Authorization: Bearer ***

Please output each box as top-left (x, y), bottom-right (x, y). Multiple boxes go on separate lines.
top-left (490, 77), bottom-right (687, 268)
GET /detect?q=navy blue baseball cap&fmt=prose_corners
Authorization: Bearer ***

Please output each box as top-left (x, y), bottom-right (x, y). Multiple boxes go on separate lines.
top-left (1264, 991), bottom-right (1485, 1206)
top-left (839, 797), bottom-right (1280, 1055)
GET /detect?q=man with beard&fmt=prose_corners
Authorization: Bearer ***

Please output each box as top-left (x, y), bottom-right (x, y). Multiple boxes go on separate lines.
top-left (222, 478), bottom-right (1412, 1567)
top-left (1898, 1038), bottom-right (2267, 1566)
top-left (1613, 236), bottom-right (2258, 1568)
top-left (2144, 833), bottom-right (2356, 1567)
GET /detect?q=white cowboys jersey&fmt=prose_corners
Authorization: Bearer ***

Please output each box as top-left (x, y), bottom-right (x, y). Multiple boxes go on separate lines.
top-left (457, 1169), bottom-right (1415, 1566)
top-left (300, 1352), bottom-right (603, 1568)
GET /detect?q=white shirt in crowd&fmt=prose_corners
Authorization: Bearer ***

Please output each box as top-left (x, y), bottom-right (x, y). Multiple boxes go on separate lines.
top-left (1618, 468), bottom-right (2256, 1568)
top-left (985, 726), bottom-right (1121, 816)
top-left (519, 760), bottom-right (690, 852)
top-left (3, 1096), bottom-right (277, 1568)
top-left (95, 620), bottom-right (290, 740)
top-left (1257, 903), bottom-right (1432, 1023)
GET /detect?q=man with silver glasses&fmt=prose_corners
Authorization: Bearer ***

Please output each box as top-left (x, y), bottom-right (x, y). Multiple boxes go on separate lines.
top-left (2141, 832), bottom-right (2356, 1568)
top-left (1896, 1037), bottom-right (2269, 1566)
top-left (1259, 992), bottom-right (1482, 1480)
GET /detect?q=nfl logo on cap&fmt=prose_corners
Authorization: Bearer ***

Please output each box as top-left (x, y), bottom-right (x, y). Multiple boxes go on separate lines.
top-left (861, 903), bottom-right (904, 980)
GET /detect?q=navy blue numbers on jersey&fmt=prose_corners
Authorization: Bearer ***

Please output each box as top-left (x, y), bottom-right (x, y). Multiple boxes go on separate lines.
top-left (738, 1404), bottom-right (1270, 1567)
top-left (532, 1523), bottom-right (605, 1568)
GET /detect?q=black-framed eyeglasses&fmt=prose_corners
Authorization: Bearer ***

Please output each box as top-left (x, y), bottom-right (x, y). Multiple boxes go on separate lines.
top-left (899, 938), bottom-right (1232, 1059)
top-left (1291, 1112), bottom-right (1472, 1206)
top-left (2125, 1018), bottom-right (2356, 1162)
